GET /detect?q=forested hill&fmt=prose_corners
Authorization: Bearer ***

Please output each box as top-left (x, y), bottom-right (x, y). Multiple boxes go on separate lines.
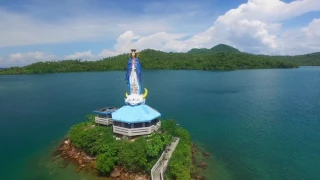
top-left (188, 44), bottom-right (241, 54)
top-left (0, 48), bottom-right (300, 75)
top-left (275, 52), bottom-right (320, 66)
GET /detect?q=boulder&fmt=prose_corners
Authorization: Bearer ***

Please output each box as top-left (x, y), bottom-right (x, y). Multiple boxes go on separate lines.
top-left (203, 152), bottom-right (210, 157)
top-left (198, 162), bottom-right (207, 167)
top-left (111, 168), bottom-right (121, 178)
top-left (91, 161), bottom-right (97, 169)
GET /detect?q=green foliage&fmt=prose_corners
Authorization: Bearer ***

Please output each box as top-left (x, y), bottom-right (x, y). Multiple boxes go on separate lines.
top-left (1, 45), bottom-right (307, 75)
top-left (117, 138), bottom-right (148, 171)
top-left (273, 52), bottom-right (320, 66)
top-left (146, 133), bottom-right (171, 157)
top-left (86, 114), bottom-right (96, 124)
top-left (69, 125), bottom-right (111, 155)
top-left (146, 134), bottom-right (163, 157)
top-left (66, 116), bottom-right (178, 174)
top-left (65, 116), bottom-right (194, 179)
top-left (161, 119), bottom-right (193, 180)
top-left (160, 119), bottom-right (178, 135)
top-left (96, 151), bottom-right (118, 174)
top-left (188, 44), bottom-right (241, 54)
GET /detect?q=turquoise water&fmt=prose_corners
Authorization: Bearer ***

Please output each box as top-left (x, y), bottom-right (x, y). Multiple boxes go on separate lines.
top-left (1, 67), bottom-right (320, 180)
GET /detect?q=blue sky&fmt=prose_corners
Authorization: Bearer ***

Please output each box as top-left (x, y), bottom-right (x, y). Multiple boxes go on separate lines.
top-left (0, 0), bottom-right (319, 67)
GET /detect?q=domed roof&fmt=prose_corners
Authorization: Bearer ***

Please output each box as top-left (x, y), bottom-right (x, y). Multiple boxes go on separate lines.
top-left (111, 104), bottom-right (161, 123)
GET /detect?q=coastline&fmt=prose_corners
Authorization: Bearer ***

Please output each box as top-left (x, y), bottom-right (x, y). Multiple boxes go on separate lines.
top-left (53, 138), bottom-right (150, 180)
top-left (52, 137), bottom-right (211, 180)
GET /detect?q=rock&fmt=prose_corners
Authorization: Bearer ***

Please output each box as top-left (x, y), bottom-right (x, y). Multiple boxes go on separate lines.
top-left (76, 166), bottom-right (83, 172)
top-left (198, 162), bottom-right (207, 167)
top-left (203, 152), bottom-right (210, 157)
top-left (64, 140), bottom-right (70, 145)
top-left (91, 161), bottom-right (97, 169)
top-left (111, 168), bottom-right (121, 178)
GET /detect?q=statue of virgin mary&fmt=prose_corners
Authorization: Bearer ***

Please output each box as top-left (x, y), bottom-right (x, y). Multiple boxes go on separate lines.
top-left (125, 49), bottom-right (142, 95)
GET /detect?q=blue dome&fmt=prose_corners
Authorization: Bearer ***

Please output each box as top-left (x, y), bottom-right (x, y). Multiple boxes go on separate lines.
top-left (111, 104), bottom-right (161, 123)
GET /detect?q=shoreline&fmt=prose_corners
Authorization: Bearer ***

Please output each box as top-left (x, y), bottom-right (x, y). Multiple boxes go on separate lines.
top-left (53, 138), bottom-right (150, 180)
top-left (0, 66), bottom-right (300, 75)
top-left (52, 138), bottom-right (211, 180)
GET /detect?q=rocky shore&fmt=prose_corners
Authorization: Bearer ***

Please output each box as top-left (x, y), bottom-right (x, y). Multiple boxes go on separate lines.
top-left (52, 139), bottom-right (210, 180)
top-left (53, 139), bottom-right (149, 180)
top-left (191, 143), bottom-right (211, 180)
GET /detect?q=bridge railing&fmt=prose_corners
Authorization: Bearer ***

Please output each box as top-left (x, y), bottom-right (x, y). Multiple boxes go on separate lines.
top-left (150, 137), bottom-right (180, 180)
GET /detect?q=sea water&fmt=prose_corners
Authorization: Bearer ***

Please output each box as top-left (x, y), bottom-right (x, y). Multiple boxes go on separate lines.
top-left (0, 67), bottom-right (319, 180)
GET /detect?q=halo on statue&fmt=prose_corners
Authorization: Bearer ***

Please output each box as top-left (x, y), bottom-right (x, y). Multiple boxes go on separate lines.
top-left (129, 49), bottom-right (139, 58)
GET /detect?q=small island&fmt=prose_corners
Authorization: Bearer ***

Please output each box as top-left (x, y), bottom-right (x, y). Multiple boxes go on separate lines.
top-left (53, 50), bottom-right (208, 180)
top-left (56, 115), bottom-right (196, 180)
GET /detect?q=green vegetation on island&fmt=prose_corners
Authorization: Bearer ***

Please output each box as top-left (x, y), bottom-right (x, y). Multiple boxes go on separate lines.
top-left (63, 115), bottom-right (193, 180)
top-left (2, 44), bottom-right (320, 75)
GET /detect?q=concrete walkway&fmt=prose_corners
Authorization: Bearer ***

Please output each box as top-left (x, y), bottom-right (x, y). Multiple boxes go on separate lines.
top-left (151, 137), bottom-right (180, 180)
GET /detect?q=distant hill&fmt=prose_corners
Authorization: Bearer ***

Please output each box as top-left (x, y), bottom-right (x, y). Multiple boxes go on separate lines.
top-left (187, 44), bottom-right (241, 54)
top-left (0, 48), bottom-right (299, 75)
top-left (274, 52), bottom-right (320, 66)
top-left (2, 43), bottom-right (320, 75)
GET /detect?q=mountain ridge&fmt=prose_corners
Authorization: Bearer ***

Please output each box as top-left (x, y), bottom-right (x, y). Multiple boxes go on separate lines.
top-left (187, 44), bottom-right (242, 54)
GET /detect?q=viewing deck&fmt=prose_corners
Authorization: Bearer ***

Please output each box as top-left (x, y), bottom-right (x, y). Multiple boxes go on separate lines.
top-left (95, 117), bottom-right (113, 125)
top-left (93, 106), bottom-right (117, 126)
top-left (113, 121), bottom-right (161, 136)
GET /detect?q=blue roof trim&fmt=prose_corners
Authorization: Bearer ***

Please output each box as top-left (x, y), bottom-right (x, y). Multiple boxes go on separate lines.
top-left (93, 107), bottom-right (117, 115)
top-left (111, 104), bottom-right (161, 123)
top-left (93, 111), bottom-right (114, 115)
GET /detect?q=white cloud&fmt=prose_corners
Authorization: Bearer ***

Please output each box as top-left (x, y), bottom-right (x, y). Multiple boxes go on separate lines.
top-left (64, 31), bottom-right (186, 59)
top-left (0, 0), bottom-right (211, 48)
top-left (61, 16), bottom-right (320, 60)
top-left (9, 52), bottom-right (55, 61)
top-left (0, 9), bottom-right (179, 48)
top-left (98, 49), bottom-right (124, 58)
top-left (114, 31), bottom-right (185, 52)
top-left (216, 0), bottom-right (320, 23)
top-left (303, 18), bottom-right (320, 37)
top-left (0, 52), bottom-right (56, 67)
top-left (64, 50), bottom-right (95, 60)
top-left (1, 0), bottom-right (320, 67)
top-left (162, 0), bottom-right (320, 54)
top-left (281, 18), bottom-right (320, 54)
top-left (120, 0), bottom-right (320, 55)
top-left (80, 0), bottom-right (320, 58)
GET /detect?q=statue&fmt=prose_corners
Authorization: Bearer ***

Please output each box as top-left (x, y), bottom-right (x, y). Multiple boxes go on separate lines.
top-left (125, 49), bottom-right (142, 94)
top-left (124, 49), bottom-right (148, 106)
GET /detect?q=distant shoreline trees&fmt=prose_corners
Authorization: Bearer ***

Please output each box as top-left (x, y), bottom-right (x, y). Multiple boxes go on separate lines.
top-left (1, 44), bottom-right (319, 75)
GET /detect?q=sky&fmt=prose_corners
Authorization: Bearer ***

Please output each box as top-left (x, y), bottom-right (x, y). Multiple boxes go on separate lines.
top-left (0, 0), bottom-right (320, 67)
